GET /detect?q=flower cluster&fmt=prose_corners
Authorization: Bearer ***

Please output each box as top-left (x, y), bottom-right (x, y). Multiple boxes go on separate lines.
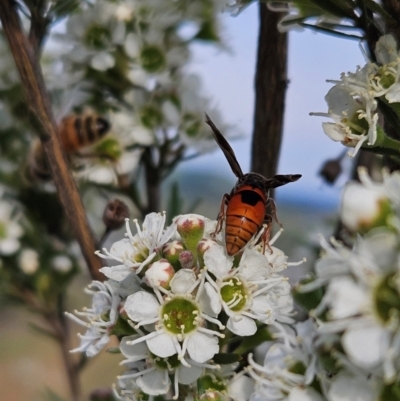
top-left (68, 212), bottom-right (299, 400)
top-left (45, 0), bottom-right (229, 186)
top-left (289, 169), bottom-right (400, 401)
top-left (312, 35), bottom-right (400, 157)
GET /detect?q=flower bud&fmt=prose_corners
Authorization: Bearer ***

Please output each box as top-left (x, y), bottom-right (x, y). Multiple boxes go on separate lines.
top-left (145, 259), bottom-right (175, 289)
top-left (102, 199), bottom-right (129, 230)
top-left (179, 250), bottom-right (195, 270)
top-left (176, 214), bottom-right (205, 255)
top-left (340, 183), bottom-right (392, 233)
top-left (162, 240), bottom-right (184, 270)
top-left (197, 238), bottom-right (216, 268)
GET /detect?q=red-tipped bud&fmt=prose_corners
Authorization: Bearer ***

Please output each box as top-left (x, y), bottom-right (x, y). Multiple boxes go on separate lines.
top-left (179, 250), bottom-right (195, 270)
top-left (175, 214), bottom-right (205, 254)
top-left (145, 259), bottom-right (175, 289)
top-left (162, 240), bottom-right (185, 270)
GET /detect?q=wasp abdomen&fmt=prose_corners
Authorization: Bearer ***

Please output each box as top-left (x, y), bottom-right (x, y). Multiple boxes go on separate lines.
top-left (225, 186), bottom-right (266, 255)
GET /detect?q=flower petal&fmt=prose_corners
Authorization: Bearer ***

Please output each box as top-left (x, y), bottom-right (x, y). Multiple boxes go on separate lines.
top-left (136, 369), bottom-right (170, 395)
top-left (147, 332), bottom-right (177, 358)
top-left (227, 315), bottom-right (257, 336)
top-left (187, 331), bottom-right (219, 363)
top-left (125, 291), bottom-right (160, 321)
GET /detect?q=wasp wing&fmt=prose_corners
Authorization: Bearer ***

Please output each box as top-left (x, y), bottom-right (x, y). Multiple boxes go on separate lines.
top-left (205, 113), bottom-right (244, 179)
top-left (265, 174), bottom-right (302, 189)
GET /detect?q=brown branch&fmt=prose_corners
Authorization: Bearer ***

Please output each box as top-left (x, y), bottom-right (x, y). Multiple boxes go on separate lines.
top-left (251, 3), bottom-right (288, 183)
top-left (0, 0), bottom-right (103, 281)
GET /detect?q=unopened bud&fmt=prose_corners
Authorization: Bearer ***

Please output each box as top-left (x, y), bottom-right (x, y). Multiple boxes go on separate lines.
top-left (163, 240), bottom-right (185, 270)
top-left (197, 238), bottom-right (216, 268)
top-left (145, 259), bottom-right (175, 289)
top-left (176, 214), bottom-right (205, 254)
top-left (179, 250), bottom-right (195, 270)
top-left (102, 199), bottom-right (129, 230)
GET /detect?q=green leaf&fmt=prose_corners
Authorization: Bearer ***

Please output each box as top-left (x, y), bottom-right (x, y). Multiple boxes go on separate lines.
top-left (106, 347), bottom-right (122, 354)
top-left (308, 0), bottom-right (355, 19)
top-left (212, 353), bottom-right (242, 365)
top-left (233, 326), bottom-right (273, 355)
top-left (49, 0), bottom-right (80, 20)
top-left (194, 21), bottom-right (219, 42)
top-left (293, 277), bottom-right (324, 312)
top-left (379, 381), bottom-right (400, 401)
top-left (110, 316), bottom-right (136, 337)
top-left (362, 0), bottom-right (398, 25)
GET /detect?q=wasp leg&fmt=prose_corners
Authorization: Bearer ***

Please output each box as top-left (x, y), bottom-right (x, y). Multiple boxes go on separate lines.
top-left (267, 197), bottom-right (283, 228)
top-left (261, 214), bottom-right (274, 254)
top-left (212, 193), bottom-right (230, 238)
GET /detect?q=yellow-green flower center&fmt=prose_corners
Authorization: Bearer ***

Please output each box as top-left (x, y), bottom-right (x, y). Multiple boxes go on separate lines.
top-left (161, 297), bottom-right (200, 335)
top-left (375, 65), bottom-right (396, 89)
top-left (220, 277), bottom-right (248, 312)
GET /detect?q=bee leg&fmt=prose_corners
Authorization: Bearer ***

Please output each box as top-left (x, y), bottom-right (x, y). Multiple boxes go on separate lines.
top-left (261, 215), bottom-right (274, 254)
top-left (212, 193), bottom-right (230, 238)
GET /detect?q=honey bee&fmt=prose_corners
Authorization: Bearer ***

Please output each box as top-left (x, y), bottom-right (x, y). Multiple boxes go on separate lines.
top-left (28, 113), bottom-right (111, 181)
top-left (205, 113), bottom-right (301, 256)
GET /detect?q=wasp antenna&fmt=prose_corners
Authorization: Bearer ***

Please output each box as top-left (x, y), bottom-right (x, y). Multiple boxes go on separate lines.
top-left (205, 113), bottom-right (244, 179)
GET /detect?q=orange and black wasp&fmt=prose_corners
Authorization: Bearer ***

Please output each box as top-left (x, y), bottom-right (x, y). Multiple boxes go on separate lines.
top-left (205, 113), bottom-right (301, 256)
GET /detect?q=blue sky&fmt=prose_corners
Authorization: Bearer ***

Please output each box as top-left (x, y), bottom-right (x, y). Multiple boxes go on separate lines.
top-left (182, 4), bottom-right (366, 211)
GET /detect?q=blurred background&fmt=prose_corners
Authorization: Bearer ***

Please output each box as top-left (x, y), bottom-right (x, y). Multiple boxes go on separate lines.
top-left (1, 3), bottom-right (366, 400)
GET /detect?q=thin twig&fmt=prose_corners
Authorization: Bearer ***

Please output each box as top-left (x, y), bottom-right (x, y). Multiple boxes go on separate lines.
top-left (0, 0), bottom-right (103, 281)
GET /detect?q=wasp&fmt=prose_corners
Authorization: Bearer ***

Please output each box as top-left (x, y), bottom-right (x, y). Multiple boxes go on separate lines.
top-left (205, 114), bottom-right (301, 256)
top-left (28, 112), bottom-right (110, 180)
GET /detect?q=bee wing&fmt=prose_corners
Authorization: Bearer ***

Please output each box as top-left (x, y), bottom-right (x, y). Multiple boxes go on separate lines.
top-left (265, 174), bottom-right (302, 189)
top-left (205, 113), bottom-right (244, 179)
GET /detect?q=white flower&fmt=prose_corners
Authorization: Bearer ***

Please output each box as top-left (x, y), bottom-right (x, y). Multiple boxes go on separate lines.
top-left (249, 320), bottom-right (322, 401)
top-left (66, 281), bottom-right (121, 356)
top-left (203, 244), bottom-right (294, 336)
top-left (18, 249), bottom-right (39, 275)
top-left (117, 334), bottom-right (205, 399)
top-left (97, 212), bottom-right (176, 281)
top-left (51, 255), bottom-right (73, 273)
top-left (313, 81), bottom-right (378, 157)
top-left (327, 373), bottom-right (377, 401)
top-left (0, 199), bottom-right (23, 256)
top-left (311, 227), bottom-right (400, 381)
top-left (340, 182), bottom-right (391, 233)
top-left (123, 269), bottom-right (224, 366)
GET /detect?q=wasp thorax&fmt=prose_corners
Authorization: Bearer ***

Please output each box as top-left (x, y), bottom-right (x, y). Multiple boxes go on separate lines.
top-left (161, 297), bottom-right (200, 336)
top-left (220, 277), bottom-right (248, 312)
